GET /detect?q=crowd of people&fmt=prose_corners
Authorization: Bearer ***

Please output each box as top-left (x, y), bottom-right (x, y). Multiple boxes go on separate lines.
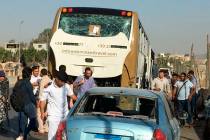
top-left (152, 69), bottom-right (200, 126)
top-left (0, 64), bottom-right (96, 140)
top-left (0, 64), bottom-right (203, 140)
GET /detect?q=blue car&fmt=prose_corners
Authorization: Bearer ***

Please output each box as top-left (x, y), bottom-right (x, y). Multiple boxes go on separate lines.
top-left (56, 87), bottom-right (180, 140)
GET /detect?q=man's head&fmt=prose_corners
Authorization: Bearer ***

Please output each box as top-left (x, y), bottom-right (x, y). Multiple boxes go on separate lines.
top-left (158, 70), bottom-right (165, 79)
top-left (67, 75), bottom-right (73, 85)
top-left (55, 71), bottom-right (68, 87)
top-left (0, 70), bottom-right (5, 81)
top-left (59, 65), bottom-right (66, 73)
top-left (32, 65), bottom-right (40, 77)
top-left (172, 73), bottom-right (178, 80)
top-left (180, 72), bottom-right (187, 81)
top-left (40, 68), bottom-right (48, 77)
top-left (188, 70), bottom-right (194, 80)
top-left (84, 67), bottom-right (93, 79)
top-left (22, 67), bottom-right (32, 79)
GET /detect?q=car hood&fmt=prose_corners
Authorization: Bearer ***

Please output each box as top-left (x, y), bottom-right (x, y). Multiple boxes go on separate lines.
top-left (66, 115), bottom-right (157, 140)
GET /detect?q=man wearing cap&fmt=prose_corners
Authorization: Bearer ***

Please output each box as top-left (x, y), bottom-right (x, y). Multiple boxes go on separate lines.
top-left (40, 71), bottom-right (77, 140)
top-left (0, 70), bottom-right (9, 129)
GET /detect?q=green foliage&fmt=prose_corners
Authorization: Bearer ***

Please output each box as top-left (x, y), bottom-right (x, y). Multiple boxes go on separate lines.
top-left (22, 47), bottom-right (47, 65)
top-left (35, 49), bottom-right (47, 65)
top-left (32, 28), bottom-right (52, 43)
top-left (0, 48), bottom-right (13, 63)
top-left (0, 28), bottom-right (50, 64)
top-left (22, 47), bottom-right (37, 62)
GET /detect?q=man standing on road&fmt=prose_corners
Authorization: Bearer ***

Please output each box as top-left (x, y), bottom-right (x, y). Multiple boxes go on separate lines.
top-left (40, 71), bottom-right (77, 140)
top-left (173, 72), bottom-right (195, 125)
top-left (73, 67), bottom-right (96, 98)
top-left (0, 70), bottom-right (9, 130)
top-left (37, 68), bottom-right (52, 134)
top-left (188, 70), bottom-right (200, 120)
top-left (15, 67), bottom-right (38, 140)
top-left (152, 70), bottom-right (171, 99)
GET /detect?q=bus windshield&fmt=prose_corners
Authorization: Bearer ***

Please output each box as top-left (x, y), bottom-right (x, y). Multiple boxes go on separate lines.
top-left (59, 13), bottom-right (132, 39)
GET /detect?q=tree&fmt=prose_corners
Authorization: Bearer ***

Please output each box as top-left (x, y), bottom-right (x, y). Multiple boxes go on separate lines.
top-left (2, 50), bottom-right (13, 63)
top-left (23, 47), bottom-right (37, 63)
top-left (32, 28), bottom-right (52, 44)
top-left (35, 49), bottom-right (47, 65)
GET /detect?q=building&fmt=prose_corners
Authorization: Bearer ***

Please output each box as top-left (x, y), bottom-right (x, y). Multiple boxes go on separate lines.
top-left (33, 43), bottom-right (47, 51)
top-left (0, 42), bottom-right (20, 53)
top-left (5, 43), bottom-right (19, 53)
top-left (195, 58), bottom-right (207, 89)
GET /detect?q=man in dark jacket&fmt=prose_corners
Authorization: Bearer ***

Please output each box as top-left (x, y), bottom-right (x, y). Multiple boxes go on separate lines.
top-left (16, 67), bottom-right (38, 140)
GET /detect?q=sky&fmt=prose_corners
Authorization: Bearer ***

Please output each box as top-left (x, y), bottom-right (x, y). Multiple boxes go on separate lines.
top-left (0, 0), bottom-right (210, 54)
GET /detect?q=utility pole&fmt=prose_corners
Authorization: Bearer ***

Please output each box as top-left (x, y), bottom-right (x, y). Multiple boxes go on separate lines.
top-left (190, 43), bottom-right (194, 71)
top-left (207, 34), bottom-right (210, 90)
top-left (46, 32), bottom-right (49, 70)
top-left (19, 20), bottom-right (24, 64)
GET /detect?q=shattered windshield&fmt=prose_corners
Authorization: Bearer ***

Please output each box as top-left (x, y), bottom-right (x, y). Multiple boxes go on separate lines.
top-left (59, 13), bottom-right (132, 39)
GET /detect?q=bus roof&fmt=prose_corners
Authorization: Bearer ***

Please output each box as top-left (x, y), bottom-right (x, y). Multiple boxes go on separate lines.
top-left (60, 7), bottom-right (134, 17)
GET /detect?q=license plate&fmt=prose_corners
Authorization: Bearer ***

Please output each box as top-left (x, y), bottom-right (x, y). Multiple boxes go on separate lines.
top-left (95, 134), bottom-right (121, 140)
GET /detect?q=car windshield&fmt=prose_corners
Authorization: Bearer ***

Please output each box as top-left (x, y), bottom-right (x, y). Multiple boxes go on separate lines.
top-left (74, 94), bottom-right (157, 121)
top-left (59, 13), bottom-right (132, 39)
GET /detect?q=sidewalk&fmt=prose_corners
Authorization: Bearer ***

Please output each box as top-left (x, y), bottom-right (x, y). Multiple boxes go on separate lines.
top-left (180, 120), bottom-right (205, 140)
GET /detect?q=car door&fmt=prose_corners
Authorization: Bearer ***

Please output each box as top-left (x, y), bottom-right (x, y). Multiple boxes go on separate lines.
top-left (165, 100), bottom-right (181, 140)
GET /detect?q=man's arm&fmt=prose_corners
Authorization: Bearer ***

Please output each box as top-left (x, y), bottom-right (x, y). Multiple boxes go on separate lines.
top-left (73, 76), bottom-right (84, 88)
top-left (66, 84), bottom-right (78, 101)
top-left (166, 81), bottom-right (172, 98)
top-left (40, 100), bottom-right (46, 120)
top-left (151, 79), bottom-right (156, 90)
top-left (172, 87), bottom-right (177, 100)
top-left (172, 81), bottom-right (178, 100)
top-left (151, 79), bottom-right (160, 91)
top-left (25, 82), bottom-right (36, 105)
top-left (40, 88), bottom-right (49, 120)
top-left (70, 94), bottom-right (77, 101)
top-left (188, 85), bottom-right (195, 101)
top-left (92, 78), bottom-right (97, 87)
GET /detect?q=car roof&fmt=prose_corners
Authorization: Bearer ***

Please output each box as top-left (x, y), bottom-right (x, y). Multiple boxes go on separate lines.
top-left (86, 87), bottom-right (163, 99)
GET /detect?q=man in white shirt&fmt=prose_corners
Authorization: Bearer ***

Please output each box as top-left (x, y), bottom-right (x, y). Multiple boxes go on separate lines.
top-left (37, 68), bottom-right (52, 133)
top-left (188, 70), bottom-right (199, 119)
top-left (30, 65), bottom-right (41, 96)
top-left (173, 72), bottom-right (195, 125)
top-left (40, 71), bottom-right (77, 140)
top-left (152, 70), bottom-right (171, 99)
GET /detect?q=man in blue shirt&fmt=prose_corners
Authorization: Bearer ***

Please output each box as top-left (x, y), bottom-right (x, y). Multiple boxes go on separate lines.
top-left (73, 67), bottom-right (96, 98)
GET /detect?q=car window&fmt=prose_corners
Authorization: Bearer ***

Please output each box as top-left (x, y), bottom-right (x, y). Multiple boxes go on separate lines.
top-left (74, 94), bottom-right (157, 120)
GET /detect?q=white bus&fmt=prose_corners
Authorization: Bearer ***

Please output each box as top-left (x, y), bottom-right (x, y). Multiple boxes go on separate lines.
top-left (49, 7), bottom-right (154, 88)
